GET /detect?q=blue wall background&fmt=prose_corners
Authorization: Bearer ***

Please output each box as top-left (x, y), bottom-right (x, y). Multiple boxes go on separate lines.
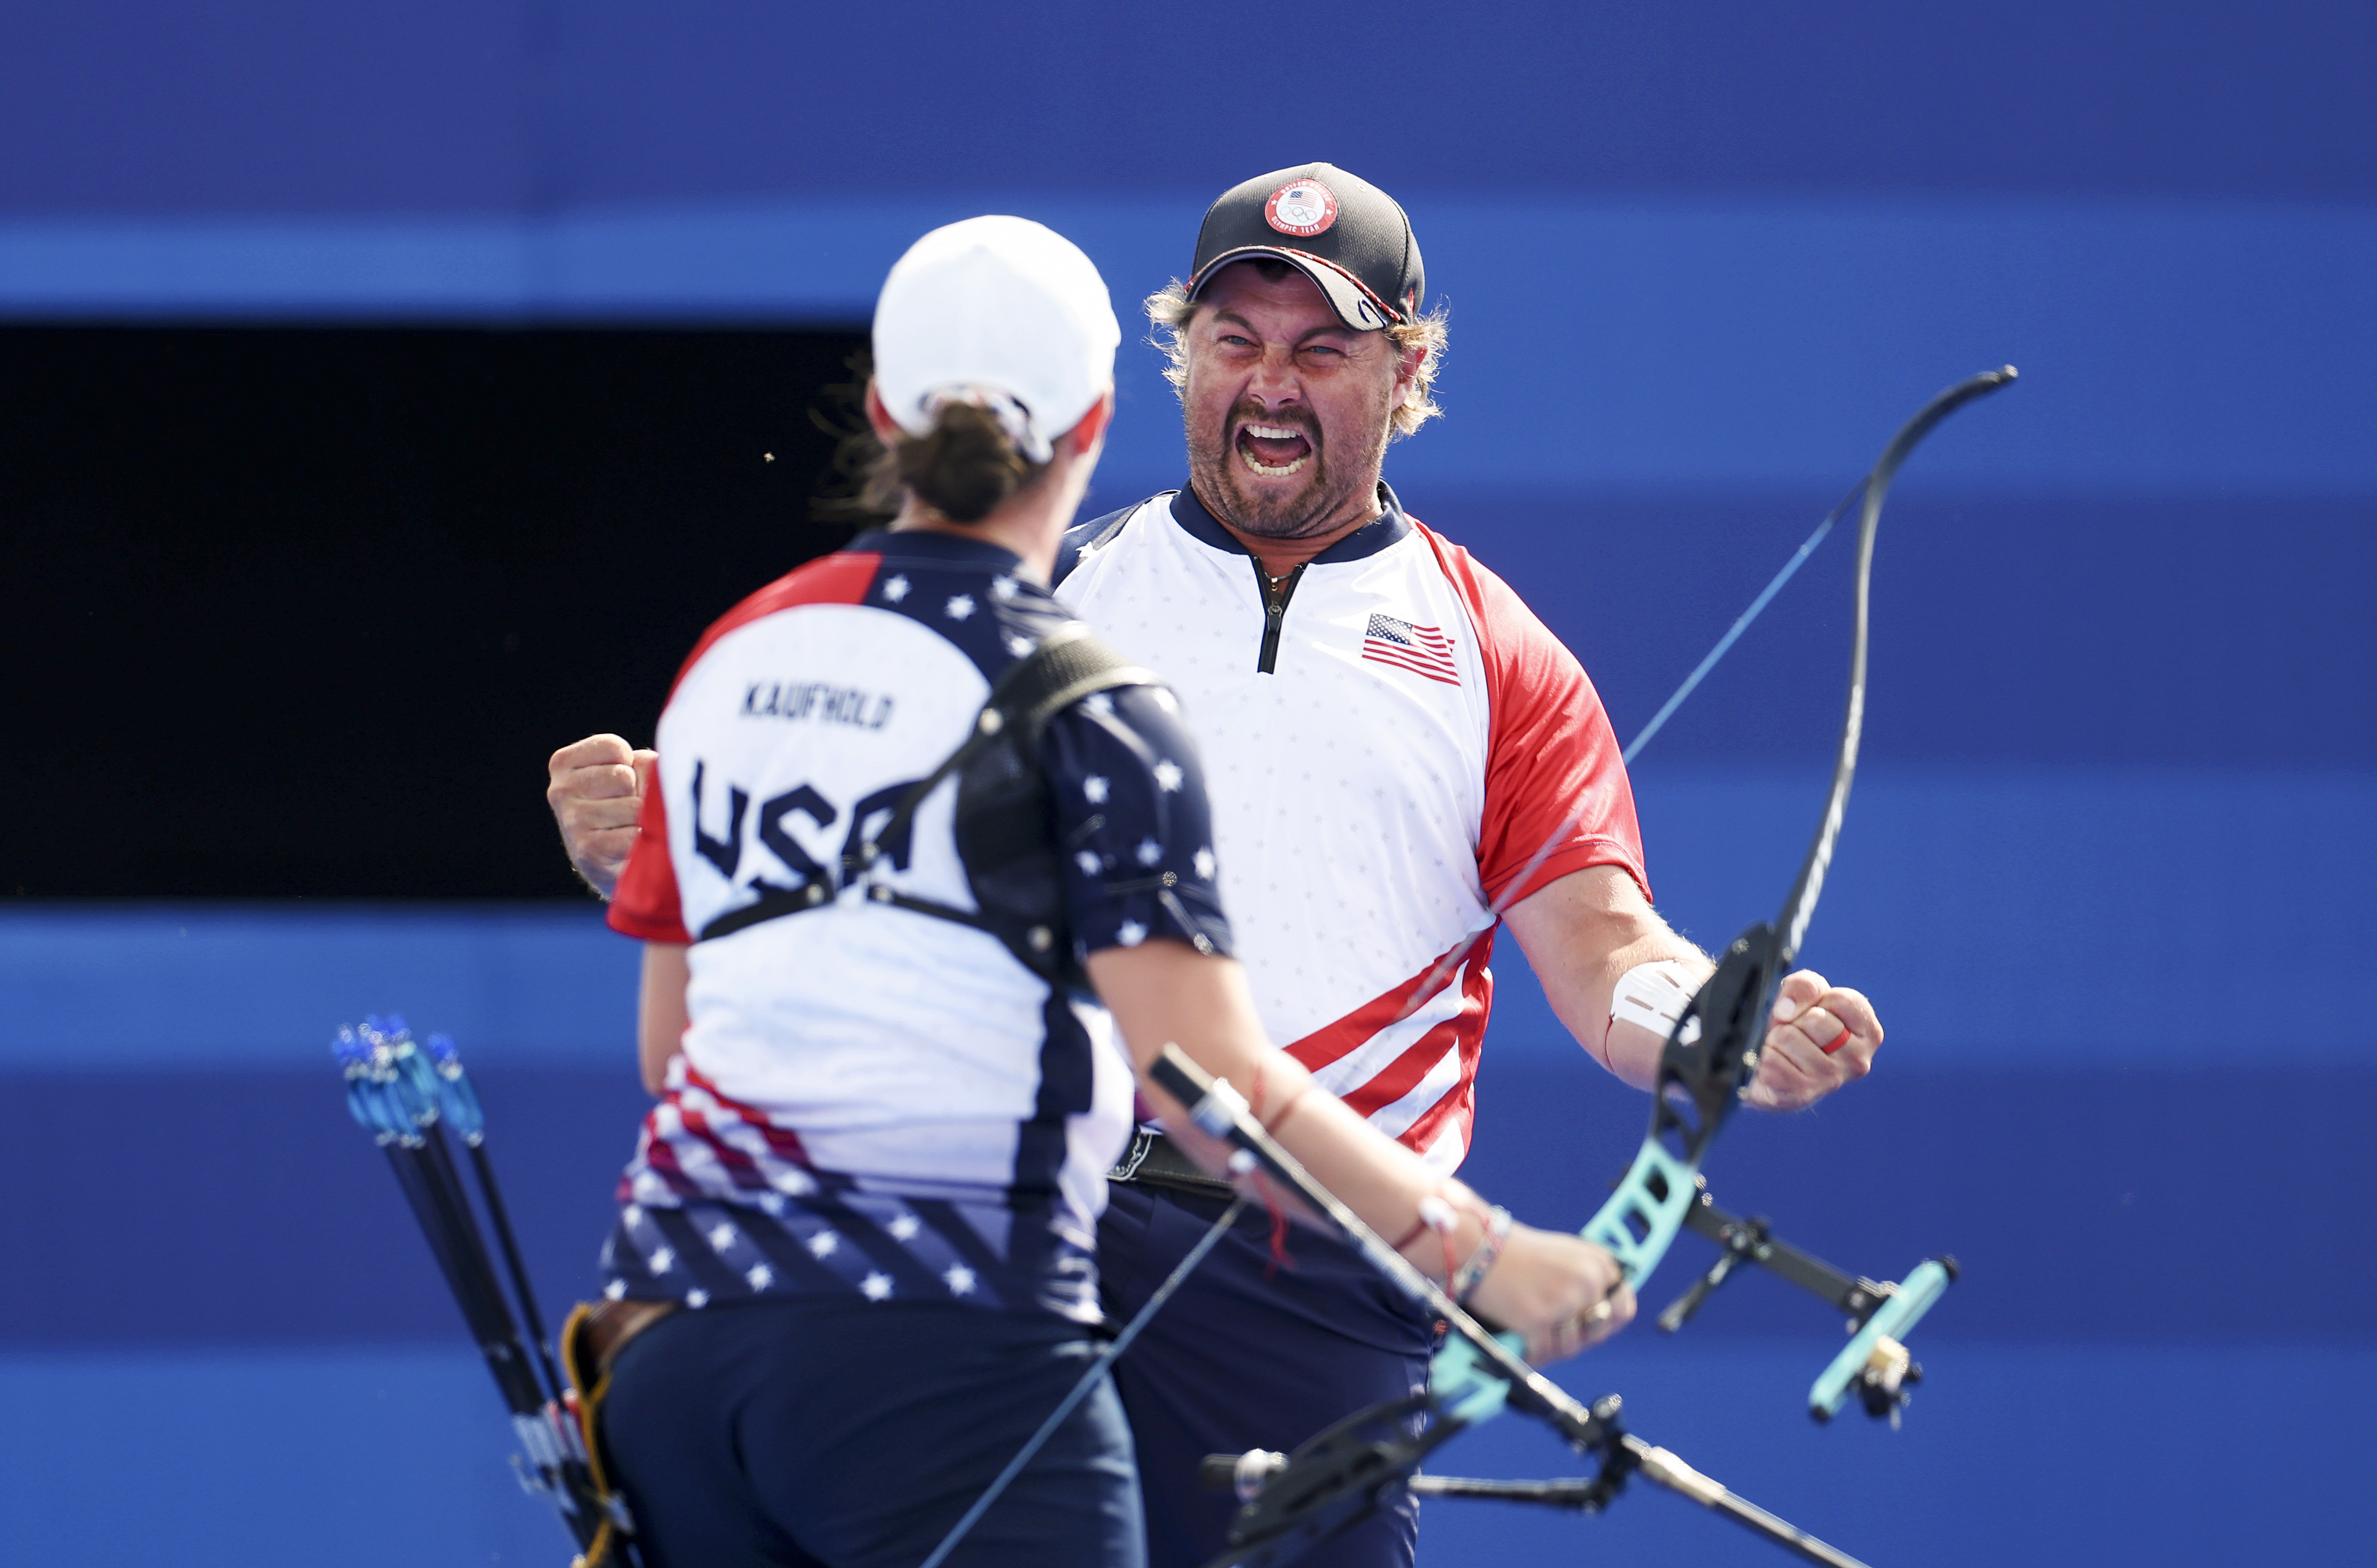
top-left (2, 4), bottom-right (2370, 1565)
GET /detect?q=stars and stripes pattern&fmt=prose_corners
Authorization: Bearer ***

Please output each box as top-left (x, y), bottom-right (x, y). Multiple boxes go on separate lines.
top-left (618, 1057), bottom-right (819, 1207)
top-left (604, 531), bottom-right (1232, 1323)
top-left (600, 1191), bottom-right (1037, 1315)
top-left (1362, 613), bottom-right (1459, 686)
top-left (1286, 931), bottom-right (1496, 1172)
top-left (602, 1056), bottom-right (1098, 1319)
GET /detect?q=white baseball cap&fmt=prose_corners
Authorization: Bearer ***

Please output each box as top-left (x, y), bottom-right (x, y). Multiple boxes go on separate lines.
top-left (872, 215), bottom-right (1121, 465)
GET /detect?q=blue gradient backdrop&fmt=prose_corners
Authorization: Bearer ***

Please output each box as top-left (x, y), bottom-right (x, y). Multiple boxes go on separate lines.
top-left (2, 4), bottom-right (2370, 1565)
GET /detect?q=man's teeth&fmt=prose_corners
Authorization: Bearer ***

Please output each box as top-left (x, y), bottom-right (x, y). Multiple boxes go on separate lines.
top-left (1240, 449), bottom-right (1310, 477)
top-left (1239, 423), bottom-right (1311, 477)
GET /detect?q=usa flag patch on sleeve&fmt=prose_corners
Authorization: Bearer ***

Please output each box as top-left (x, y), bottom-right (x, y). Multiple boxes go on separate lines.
top-left (1363, 613), bottom-right (1460, 685)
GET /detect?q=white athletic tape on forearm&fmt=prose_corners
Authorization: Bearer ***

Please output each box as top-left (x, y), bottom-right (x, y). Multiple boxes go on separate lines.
top-left (1610, 958), bottom-right (1696, 1039)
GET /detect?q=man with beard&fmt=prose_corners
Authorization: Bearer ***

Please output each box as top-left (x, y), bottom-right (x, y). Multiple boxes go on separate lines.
top-left (547, 164), bottom-right (1883, 1568)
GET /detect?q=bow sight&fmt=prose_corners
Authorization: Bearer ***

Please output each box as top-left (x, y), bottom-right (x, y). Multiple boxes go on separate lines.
top-left (1664, 1186), bottom-right (1960, 1423)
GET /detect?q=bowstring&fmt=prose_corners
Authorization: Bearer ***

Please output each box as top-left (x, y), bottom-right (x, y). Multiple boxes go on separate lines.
top-left (1621, 488), bottom-right (1859, 768)
top-left (1393, 484), bottom-right (1863, 1024)
top-left (917, 1196), bottom-right (1248, 1568)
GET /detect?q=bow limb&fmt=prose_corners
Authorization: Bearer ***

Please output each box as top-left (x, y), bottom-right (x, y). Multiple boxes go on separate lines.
top-left (1573, 367), bottom-right (2020, 1302)
top-left (1779, 366), bottom-right (2019, 965)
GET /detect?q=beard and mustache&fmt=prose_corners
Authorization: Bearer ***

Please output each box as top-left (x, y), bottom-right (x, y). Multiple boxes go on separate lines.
top-left (1186, 391), bottom-right (1394, 541)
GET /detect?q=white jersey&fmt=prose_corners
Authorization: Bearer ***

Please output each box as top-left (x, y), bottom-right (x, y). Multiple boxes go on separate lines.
top-left (606, 528), bottom-right (1233, 1319)
top-left (1056, 486), bottom-right (1645, 1171)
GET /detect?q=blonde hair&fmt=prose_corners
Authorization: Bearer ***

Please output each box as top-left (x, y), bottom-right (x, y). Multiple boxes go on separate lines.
top-left (1144, 266), bottom-right (1448, 439)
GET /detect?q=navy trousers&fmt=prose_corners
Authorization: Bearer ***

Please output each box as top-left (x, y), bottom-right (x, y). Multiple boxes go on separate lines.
top-left (601, 1296), bottom-right (1145, 1568)
top-left (1097, 1184), bottom-right (1436, 1568)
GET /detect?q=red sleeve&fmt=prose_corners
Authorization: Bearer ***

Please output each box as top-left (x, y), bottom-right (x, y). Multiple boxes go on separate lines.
top-left (1415, 522), bottom-right (1650, 907)
top-left (607, 768), bottom-right (690, 943)
top-left (604, 549), bottom-right (884, 947)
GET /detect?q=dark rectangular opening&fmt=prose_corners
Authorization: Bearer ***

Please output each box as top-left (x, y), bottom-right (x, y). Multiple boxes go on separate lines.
top-left (3, 325), bottom-right (873, 899)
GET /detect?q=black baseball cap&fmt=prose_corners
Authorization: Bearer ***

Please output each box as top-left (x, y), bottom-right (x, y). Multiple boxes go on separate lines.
top-left (1183, 163), bottom-right (1424, 333)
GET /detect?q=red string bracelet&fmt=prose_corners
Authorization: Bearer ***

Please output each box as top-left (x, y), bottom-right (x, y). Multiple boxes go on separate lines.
top-left (1390, 1193), bottom-right (1459, 1268)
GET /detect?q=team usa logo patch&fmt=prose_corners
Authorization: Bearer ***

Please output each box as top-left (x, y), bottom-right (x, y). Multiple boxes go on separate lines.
top-left (1363, 613), bottom-right (1459, 685)
top-left (1265, 179), bottom-right (1339, 237)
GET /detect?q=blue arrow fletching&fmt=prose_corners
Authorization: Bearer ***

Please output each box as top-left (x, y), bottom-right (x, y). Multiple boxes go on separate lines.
top-left (336, 1017), bottom-right (440, 1141)
top-left (341, 1077), bottom-right (380, 1135)
top-left (334, 1025), bottom-right (399, 1137)
top-left (388, 1039), bottom-right (441, 1131)
top-left (427, 1032), bottom-right (487, 1142)
top-left (331, 1024), bottom-right (369, 1070)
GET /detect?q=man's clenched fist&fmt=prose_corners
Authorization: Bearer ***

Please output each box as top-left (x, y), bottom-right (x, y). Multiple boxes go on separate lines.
top-left (547, 733), bottom-right (655, 899)
top-left (1742, 969), bottom-right (1881, 1111)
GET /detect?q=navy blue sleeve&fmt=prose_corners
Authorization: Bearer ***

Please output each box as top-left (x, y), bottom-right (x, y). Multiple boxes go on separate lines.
top-left (1039, 682), bottom-right (1234, 964)
top-left (1051, 499), bottom-right (1148, 588)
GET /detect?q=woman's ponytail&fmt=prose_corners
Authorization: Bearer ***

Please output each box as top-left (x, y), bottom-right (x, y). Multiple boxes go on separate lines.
top-left (858, 397), bottom-right (1052, 523)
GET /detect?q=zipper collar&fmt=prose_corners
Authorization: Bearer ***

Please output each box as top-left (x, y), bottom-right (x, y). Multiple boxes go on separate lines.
top-left (1253, 558), bottom-right (1305, 675)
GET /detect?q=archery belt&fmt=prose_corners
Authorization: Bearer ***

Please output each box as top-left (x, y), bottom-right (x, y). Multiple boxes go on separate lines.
top-left (558, 1299), bottom-right (676, 1568)
top-left (1109, 1129), bottom-right (1235, 1200)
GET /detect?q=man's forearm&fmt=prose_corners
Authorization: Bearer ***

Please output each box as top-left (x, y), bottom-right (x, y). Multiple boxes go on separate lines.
top-left (1502, 866), bottom-right (1707, 1091)
top-left (1567, 939), bottom-right (1712, 1091)
top-left (1503, 863), bottom-right (1884, 1108)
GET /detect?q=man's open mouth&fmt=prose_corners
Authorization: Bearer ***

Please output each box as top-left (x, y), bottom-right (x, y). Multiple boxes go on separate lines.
top-left (1236, 422), bottom-right (1313, 478)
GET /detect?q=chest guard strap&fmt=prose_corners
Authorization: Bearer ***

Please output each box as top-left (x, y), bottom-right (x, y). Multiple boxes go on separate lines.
top-left (843, 622), bottom-right (1155, 982)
